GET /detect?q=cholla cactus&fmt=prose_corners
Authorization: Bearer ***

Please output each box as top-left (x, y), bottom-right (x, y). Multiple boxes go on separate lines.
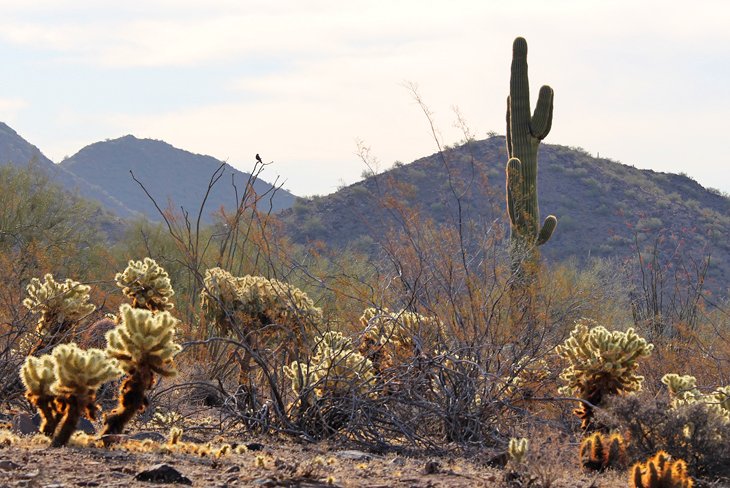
top-left (23, 274), bottom-right (95, 353)
top-left (359, 307), bottom-right (442, 371)
top-left (580, 432), bottom-right (626, 471)
top-left (662, 374), bottom-right (730, 422)
top-left (116, 257), bottom-right (174, 312)
top-left (508, 437), bottom-right (529, 465)
top-left (102, 304), bottom-right (182, 437)
top-left (201, 267), bottom-right (322, 333)
top-left (630, 451), bottom-right (693, 488)
top-left (284, 331), bottom-right (375, 399)
top-left (662, 374), bottom-right (703, 407)
top-left (49, 343), bottom-right (122, 447)
top-left (556, 319), bottom-right (653, 430)
top-left (20, 354), bottom-right (59, 436)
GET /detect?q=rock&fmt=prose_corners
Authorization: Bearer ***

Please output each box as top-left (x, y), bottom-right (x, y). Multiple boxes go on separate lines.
top-left (134, 464), bottom-right (192, 485)
top-left (245, 442), bottom-right (265, 451)
top-left (0, 459), bottom-right (21, 471)
top-left (77, 417), bottom-right (95, 435)
top-left (131, 431), bottom-right (166, 442)
top-left (423, 459), bottom-right (440, 475)
top-left (11, 413), bottom-right (38, 435)
top-left (334, 450), bottom-right (375, 461)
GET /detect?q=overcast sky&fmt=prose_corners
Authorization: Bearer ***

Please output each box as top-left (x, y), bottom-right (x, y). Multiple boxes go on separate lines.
top-left (1, 0), bottom-right (728, 196)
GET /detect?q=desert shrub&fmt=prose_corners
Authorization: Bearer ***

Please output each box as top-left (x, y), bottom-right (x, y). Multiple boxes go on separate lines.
top-left (358, 307), bottom-right (442, 374)
top-left (282, 331), bottom-right (377, 438)
top-left (599, 394), bottom-right (730, 482)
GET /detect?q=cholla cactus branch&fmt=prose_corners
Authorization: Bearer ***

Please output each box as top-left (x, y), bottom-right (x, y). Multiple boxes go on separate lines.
top-left (630, 451), bottom-right (694, 488)
top-left (284, 331), bottom-right (375, 400)
top-left (201, 267), bottom-right (322, 333)
top-left (556, 319), bottom-right (653, 429)
top-left (662, 374), bottom-right (730, 422)
top-left (580, 432), bottom-right (626, 471)
top-left (359, 307), bottom-right (442, 373)
top-left (49, 343), bottom-right (121, 447)
top-left (106, 304), bottom-right (181, 377)
top-left (508, 437), bottom-right (529, 465)
top-left (20, 354), bottom-right (59, 436)
top-left (23, 274), bottom-right (95, 354)
top-left (115, 257), bottom-right (175, 312)
top-left (102, 304), bottom-right (182, 438)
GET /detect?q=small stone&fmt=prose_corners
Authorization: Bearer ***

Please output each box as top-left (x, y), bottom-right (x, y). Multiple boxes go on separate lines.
top-left (423, 460), bottom-right (440, 475)
top-left (131, 431), bottom-right (166, 442)
top-left (0, 459), bottom-right (21, 470)
top-left (77, 418), bottom-right (95, 435)
top-left (135, 464), bottom-right (192, 485)
top-left (245, 442), bottom-right (265, 451)
top-left (11, 413), bottom-right (37, 435)
top-left (334, 450), bottom-right (373, 461)
top-left (225, 466), bottom-right (240, 474)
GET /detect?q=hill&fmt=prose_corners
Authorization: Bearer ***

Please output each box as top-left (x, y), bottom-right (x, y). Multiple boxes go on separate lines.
top-left (280, 136), bottom-right (730, 295)
top-left (0, 123), bottom-right (134, 217)
top-left (60, 135), bottom-right (296, 222)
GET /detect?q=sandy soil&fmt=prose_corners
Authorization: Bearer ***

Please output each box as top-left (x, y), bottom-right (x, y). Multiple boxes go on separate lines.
top-left (0, 430), bottom-right (630, 488)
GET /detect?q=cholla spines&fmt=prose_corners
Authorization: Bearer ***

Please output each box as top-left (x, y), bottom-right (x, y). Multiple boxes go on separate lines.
top-left (49, 343), bottom-right (122, 447)
top-left (579, 432), bottom-right (626, 471)
top-left (102, 304), bottom-right (182, 438)
top-left (20, 355), bottom-right (59, 436)
top-left (115, 257), bottom-right (174, 312)
top-left (106, 304), bottom-right (182, 376)
top-left (556, 319), bottom-right (653, 430)
top-left (630, 451), bottom-right (693, 488)
top-left (201, 267), bottom-right (322, 333)
top-left (661, 374), bottom-right (703, 407)
top-left (662, 374), bottom-right (730, 422)
top-left (359, 307), bottom-right (442, 371)
top-left (284, 331), bottom-right (375, 399)
top-left (508, 437), bottom-right (529, 465)
top-left (23, 274), bottom-right (95, 352)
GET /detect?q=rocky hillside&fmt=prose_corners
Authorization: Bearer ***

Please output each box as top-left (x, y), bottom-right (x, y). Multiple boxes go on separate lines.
top-left (280, 136), bottom-right (730, 295)
top-left (60, 135), bottom-right (296, 222)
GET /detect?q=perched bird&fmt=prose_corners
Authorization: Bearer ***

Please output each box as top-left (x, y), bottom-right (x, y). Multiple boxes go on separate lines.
top-left (255, 153), bottom-right (262, 163)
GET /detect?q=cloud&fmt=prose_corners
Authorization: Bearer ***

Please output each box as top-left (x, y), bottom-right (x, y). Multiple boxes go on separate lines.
top-left (0, 97), bottom-right (28, 121)
top-left (1, 0), bottom-right (729, 196)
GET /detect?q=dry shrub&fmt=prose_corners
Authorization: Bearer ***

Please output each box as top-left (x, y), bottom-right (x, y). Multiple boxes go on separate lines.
top-left (598, 394), bottom-right (730, 483)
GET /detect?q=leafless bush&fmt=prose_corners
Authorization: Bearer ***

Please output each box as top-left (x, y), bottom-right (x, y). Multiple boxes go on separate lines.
top-left (598, 394), bottom-right (730, 483)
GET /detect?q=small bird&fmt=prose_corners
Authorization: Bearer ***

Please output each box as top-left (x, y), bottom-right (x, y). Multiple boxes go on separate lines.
top-left (255, 153), bottom-right (262, 163)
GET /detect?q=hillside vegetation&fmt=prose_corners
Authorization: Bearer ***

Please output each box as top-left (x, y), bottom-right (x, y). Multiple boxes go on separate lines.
top-left (281, 137), bottom-right (730, 295)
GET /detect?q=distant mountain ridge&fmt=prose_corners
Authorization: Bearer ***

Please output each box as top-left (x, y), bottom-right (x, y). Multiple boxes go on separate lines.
top-left (280, 137), bottom-right (730, 295)
top-left (0, 123), bottom-right (295, 221)
top-left (60, 135), bottom-right (296, 221)
top-left (0, 123), bottom-right (134, 216)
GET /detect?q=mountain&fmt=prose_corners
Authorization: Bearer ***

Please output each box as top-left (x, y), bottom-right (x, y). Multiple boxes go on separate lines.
top-left (60, 136), bottom-right (296, 222)
top-left (0, 123), bottom-right (134, 217)
top-left (280, 136), bottom-right (730, 295)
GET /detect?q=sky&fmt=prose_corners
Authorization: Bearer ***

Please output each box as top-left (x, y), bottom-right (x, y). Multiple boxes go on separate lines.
top-left (0, 0), bottom-right (728, 197)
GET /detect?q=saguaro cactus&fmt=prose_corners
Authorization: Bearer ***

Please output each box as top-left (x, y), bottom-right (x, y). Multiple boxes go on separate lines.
top-left (505, 37), bottom-right (557, 281)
